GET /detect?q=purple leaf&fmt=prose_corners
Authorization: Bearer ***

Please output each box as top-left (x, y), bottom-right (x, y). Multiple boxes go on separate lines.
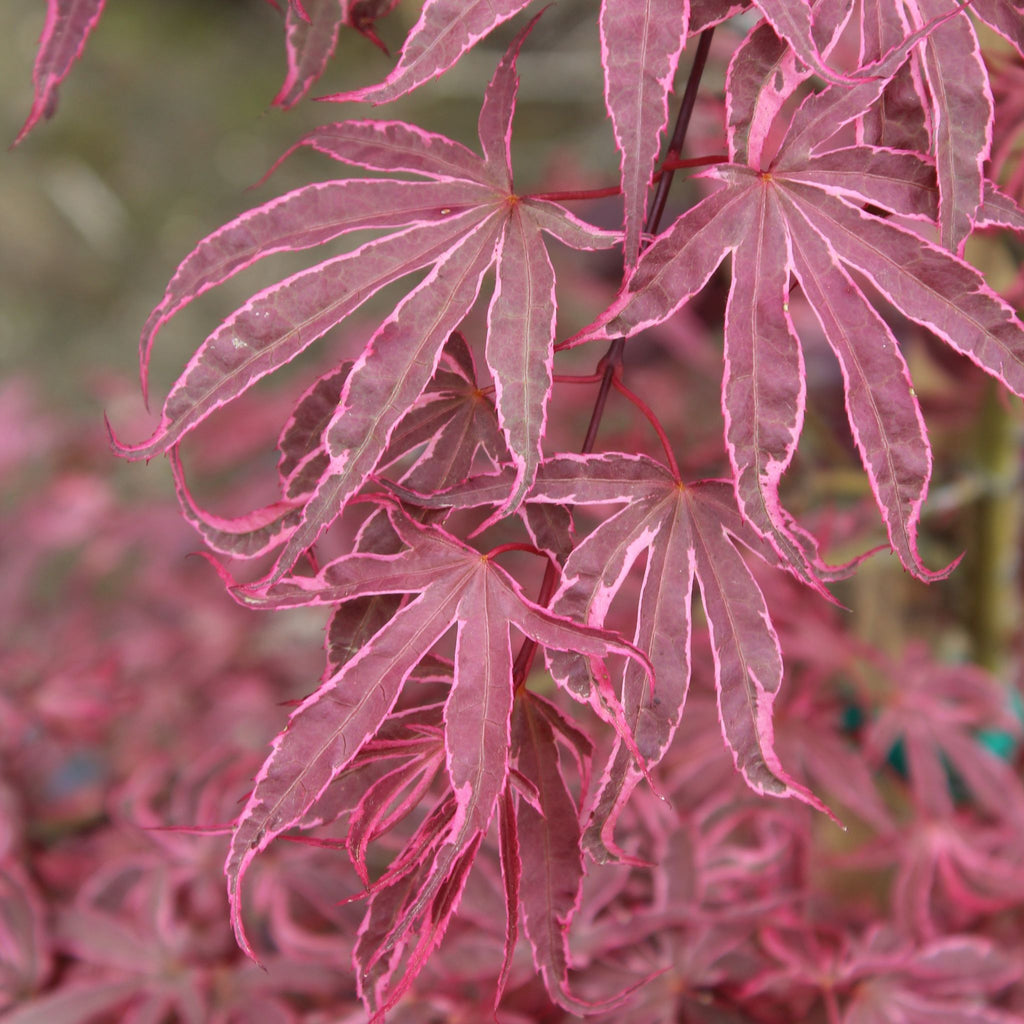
top-left (14, 0), bottom-right (105, 146)
top-left (278, 118), bottom-right (490, 181)
top-left (138, 178), bottom-right (491, 400)
top-left (780, 191), bottom-right (945, 581)
top-left (486, 210), bottom-right (556, 514)
top-left (601, 0), bottom-right (689, 267)
top-left (324, 0), bottom-right (534, 105)
top-left (227, 504), bottom-right (653, 962)
top-left (116, 209), bottom-right (492, 461)
top-left (273, 0), bottom-right (344, 110)
top-left (912, 0), bottom-right (992, 253)
top-left (513, 692), bottom-right (588, 1011)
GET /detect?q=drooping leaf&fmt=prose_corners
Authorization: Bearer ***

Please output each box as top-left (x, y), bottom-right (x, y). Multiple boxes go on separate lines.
top-left (224, 500), bottom-right (652, 966)
top-left (273, 0), bottom-right (344, 110)
top-left (600, 0), bottom-right (689, 268)
top-left (393, 454), bottom-right (832, 848)
top-left (14, 0), bottom-right (105, 146)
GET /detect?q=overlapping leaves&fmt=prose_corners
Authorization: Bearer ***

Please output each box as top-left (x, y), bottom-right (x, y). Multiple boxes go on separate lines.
top-left (571, 25), bottom-right (1024, 587)
top-left (111, 18), bottom-right (616, 589)
top-left (392, 452), bottom-right (832, 855)
top-left (222, 499), bottom-right (651, 1013)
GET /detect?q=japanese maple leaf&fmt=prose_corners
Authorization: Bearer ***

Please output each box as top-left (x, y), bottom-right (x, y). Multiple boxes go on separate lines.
top-left (886, 815), bottom-right (1024, 940)
top-left (110, 16), bottom-right (617, 586)
top-left (570, 27), bottom-right (1024, 587)
top-left (390, 452), bottom-right (832, 858)
top-left (851, 0), bottom-right (1005, 255)
top-left (13, 0), bottom-right (105, 146)
top-left (335, 0), bottom-right (691, 269)
top-left (322, 0), bottom-right (950, 271)
top-left (273, 0), bottom-right (400, 109)
top-left (221, 499), bottom-right (652, 974)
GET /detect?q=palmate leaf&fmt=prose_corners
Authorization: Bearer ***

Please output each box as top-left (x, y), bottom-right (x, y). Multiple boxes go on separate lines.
top-left (322, 0), bottom-right (950, 274)
top-left (111, 18), bottom-right (617, 589)
top-left (391, 453), bottom-right (832, 854)
top-left (326, 0), bottom-right (709, 273)
top-left (572, 26), bottom-right (1024, 585)
top-left (223, 500), bottom-right (652, 979)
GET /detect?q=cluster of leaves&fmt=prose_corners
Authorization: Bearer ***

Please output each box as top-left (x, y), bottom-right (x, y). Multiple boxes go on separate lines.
top-left (11, 0), bottom-right (1024, 1020)
top-left (5, 380), bottom-right (1024, 1023)
top-left (4, 385), bottom-right (1024, 1023)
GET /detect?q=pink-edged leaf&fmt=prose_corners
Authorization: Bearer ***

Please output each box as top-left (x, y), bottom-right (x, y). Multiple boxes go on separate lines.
top-left (273, 0), bottom-right (344, 109)
top-left (524, 198), bottom-right (622, 251)
top-left (752, 0), bottom-right (857, 84)
top-left (977, 180), bottom-right (1024, 233)
top-left (573, 181), bottom-right (756, 347)
top-left (138, 177), bottom-right (491, 398)
top-left (14, 0), bottom-right (105, 146)
top-left (278, 363), bottom-right (351, 488)
top-left (912, 0), bottom-right (992, 253)
top-left (115, 208), bottom-right (490, 462)
top-left (973, 0), bottom-right (1024, 56)
top-left (278, 118), bottom-right (490, 182)
top-left (226, 584), bottom-right (462, 960)
top-left (513, 692), bottom-right (589, 1012)
top-left (486, 208), bottom-right (555, 514)
top-left (513, 455), bottom-right (820, 813)
top-left (781, 146), bottom-right (938, 220)
top-left (522, 500), bottom-right (575, 567)
top-left (582, 492), bottom-right (697, 863)
top-left (726, 20), bottom-right (810, 168)
top-left (781, 189), bottom-right (947, 580)
top-left (601, 0), bottom-right (689, 267)
top-left (325, 0), bottom-right (534, 105)
top-left (447, 573), bottom-right (513, 838)
top-left (495, 787), bottom-right (521, 1008)
top-left (723, 182), bottom-right (823, 589)
top-left (262, 212), bottom-right (503, 584)
top-left (687, 484), bottom-right (831, 813)
top-left (787, 183), bottom-right (1024, 397)
top-left (476, 13), bottom-right (542, 189)
top-left (169, 448), bottom-right (304, 559)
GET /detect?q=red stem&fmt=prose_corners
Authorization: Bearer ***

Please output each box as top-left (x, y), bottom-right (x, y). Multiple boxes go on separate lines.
top-left (612, 376), bottom-right (681, 479)
top-left (526, 184), bottom-right (623, 203)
